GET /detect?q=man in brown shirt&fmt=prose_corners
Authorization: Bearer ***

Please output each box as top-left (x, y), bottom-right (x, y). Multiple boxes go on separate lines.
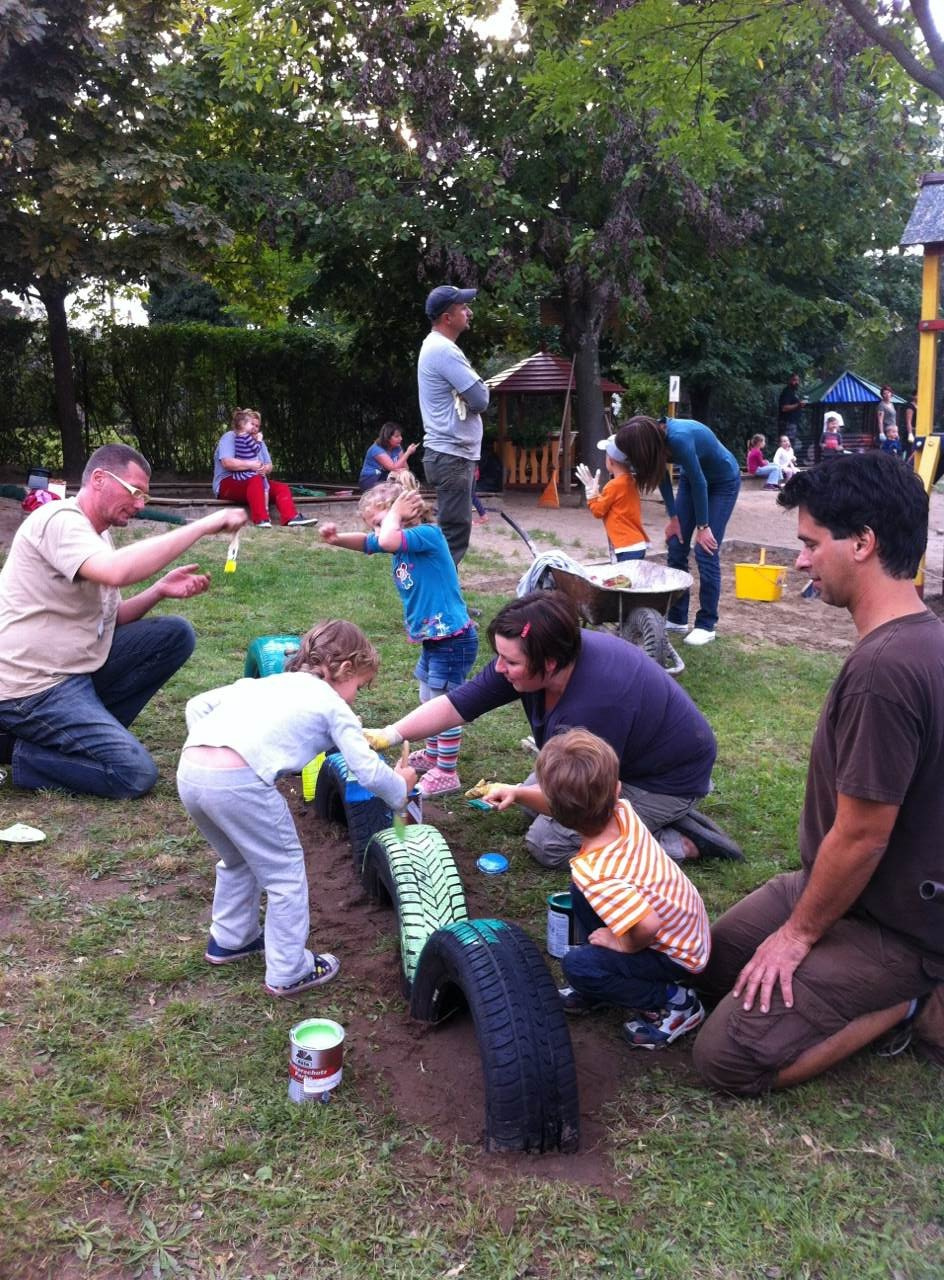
top-left (694, 451), bottom-right (944, 1093)
top-left (0, 444), bottom-right (246, 798)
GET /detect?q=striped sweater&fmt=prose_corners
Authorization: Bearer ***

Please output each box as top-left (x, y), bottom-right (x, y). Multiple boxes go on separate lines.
top-left (570, 799), bottom-right (710, 973)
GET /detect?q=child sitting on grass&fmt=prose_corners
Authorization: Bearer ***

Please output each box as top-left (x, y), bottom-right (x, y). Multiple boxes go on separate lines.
top-left (487, 728), bottom-right (710, 1049)
top-left (320, 484), bottom-right (477, 798)
top-left (575, 435), bottom-right (649, 560)
top-left (177, 620), bottom-right (415, 998)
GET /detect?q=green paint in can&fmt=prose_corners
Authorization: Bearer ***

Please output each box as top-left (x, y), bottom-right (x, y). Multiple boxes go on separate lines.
top-left (288, 1018), bottom-right (345, 1104)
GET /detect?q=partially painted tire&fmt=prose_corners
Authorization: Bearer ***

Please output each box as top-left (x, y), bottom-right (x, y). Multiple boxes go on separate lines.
top-left (361, 824), bottom-right (468, 991)
top-left (410, 919), bottom-right (580, 1154)
top-left (244, 634), bottom-right (301, 678)
top-left (312, 751), bottom-right (392, 869)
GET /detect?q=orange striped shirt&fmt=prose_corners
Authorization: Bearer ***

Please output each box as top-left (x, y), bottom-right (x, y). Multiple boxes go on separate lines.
top-left (570, 799), bottom-right (710, 973)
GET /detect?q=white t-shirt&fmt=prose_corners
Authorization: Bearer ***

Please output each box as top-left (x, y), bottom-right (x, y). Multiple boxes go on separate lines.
top-left (183, 671), bottom-right (408, 805)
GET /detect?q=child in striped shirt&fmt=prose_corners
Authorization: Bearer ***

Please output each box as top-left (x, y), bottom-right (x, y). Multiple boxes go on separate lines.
top-left (511, 728), bottom-right (710, 1048)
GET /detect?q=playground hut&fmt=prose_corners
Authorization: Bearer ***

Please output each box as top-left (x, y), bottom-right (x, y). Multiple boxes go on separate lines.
top-left (486, 351), bottom-right (624, 492)
top-left (802, 371), bottom-right (906, 463)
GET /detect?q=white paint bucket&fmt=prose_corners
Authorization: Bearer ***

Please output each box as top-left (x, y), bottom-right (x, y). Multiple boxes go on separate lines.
top-left (288, 1018), bottom-right (345, 1104)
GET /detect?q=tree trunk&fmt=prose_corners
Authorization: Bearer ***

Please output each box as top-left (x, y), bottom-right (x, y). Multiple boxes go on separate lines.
top-left (561, 279), bottom-right (609, 471)
top-left (38, 282), bottom-right (85, 479)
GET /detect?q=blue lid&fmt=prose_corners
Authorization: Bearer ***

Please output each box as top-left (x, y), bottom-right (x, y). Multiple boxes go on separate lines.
top-left (476, 852), bottom-right (509, 875)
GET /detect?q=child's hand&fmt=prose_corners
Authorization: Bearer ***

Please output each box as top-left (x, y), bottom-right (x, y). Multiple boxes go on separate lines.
top-left (482, 783), bottom-right (518, 811)
top-left (393, 490), bottom-right (423, 522)
top-left (320, 523), bottom-right (339, 543)
top-left (395, 761), bottom-right (418, 792)
top-left (588, 926), bottom-right (628, 953)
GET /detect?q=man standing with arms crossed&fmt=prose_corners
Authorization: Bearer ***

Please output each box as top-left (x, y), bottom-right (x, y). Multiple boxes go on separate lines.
top-left (694, 451), bottom-right (944, 1092)
top-left (0, 444), bottom-right (247, 798)
top-left (417, 285), bottom-right (489, 566)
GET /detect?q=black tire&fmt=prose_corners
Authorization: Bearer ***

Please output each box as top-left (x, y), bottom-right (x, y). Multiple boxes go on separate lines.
top-left (312, 751), bottom-right (392, 870)
top-left (361, 825), bottom-right (468, 990)
top-left (620, 606), bottom-right (665, 665)
top-left (244, 634), bottom-right (301, 678)
top-left (410, 919), bottom-right (580, 1154)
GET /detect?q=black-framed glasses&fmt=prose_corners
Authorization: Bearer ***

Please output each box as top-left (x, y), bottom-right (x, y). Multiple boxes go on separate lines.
top-left (100, 469), bottom-right (149, 502)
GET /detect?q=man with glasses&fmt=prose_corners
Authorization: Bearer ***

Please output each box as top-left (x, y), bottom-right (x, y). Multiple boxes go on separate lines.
top-left (0, 444), bottom-right (247, 798)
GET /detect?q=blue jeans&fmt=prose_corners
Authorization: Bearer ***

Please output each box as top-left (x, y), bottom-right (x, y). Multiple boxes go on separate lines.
top-left (666, 473), bottom-right (741, 632)
top-left (0, 616), bottom-right (195, 797)
top-left (423, 449), bottom-right (476, 566)
top-left (413, 625), bottom-right (478, 697)
top-left (615, 549), bottom-right (646, 562)
top-left (753, 464), bottom-right (782, 486)
top-left (561, 884), bottom-right (690, 1011)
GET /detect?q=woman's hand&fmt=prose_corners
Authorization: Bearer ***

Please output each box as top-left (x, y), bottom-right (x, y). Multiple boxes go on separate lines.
top-left (694, 525), bottom-right (718, 553)
top-left (664, 515), bottom-right (682, 543)
top-left (404, 442), bottom-right (419, 458)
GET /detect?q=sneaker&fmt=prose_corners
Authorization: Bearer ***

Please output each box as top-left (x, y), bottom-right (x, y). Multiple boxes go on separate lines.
top-left (664, 620), bottom-right (689, 634)
top-left (265, 953), bottom-right (340, 997)
top-left (558, 986), bottom-right (603, 1015)
top-left (205, 934), bottom-right (265, 966)
top-left (255, 520), bottom-right (272, 528)
top-left (418, 766), bottom-right (462, 797)
top-left (407, 749), bottom-right (438, 774)
top-left (623, 988), bottom-right (705, 1050)
top-left (285, 514), bottom-right (318, 527)
top-left (763, 484), bottom-right (780, 491)
top-left (684, 627), bottom-right (716, 647)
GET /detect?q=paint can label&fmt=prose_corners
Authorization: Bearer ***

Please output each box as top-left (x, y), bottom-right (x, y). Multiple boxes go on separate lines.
top-left (288, 1018), bottom-right (345, 1105)
top-left (546, 892), bottom-right (575, 958)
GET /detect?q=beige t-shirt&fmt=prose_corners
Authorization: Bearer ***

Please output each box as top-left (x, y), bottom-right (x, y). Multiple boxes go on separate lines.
top-left (0, 498), bottom-right (120, 699)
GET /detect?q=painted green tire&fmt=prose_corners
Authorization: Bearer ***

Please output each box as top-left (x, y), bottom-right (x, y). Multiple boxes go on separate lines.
top-left (361, 824), bottom-right (468, 991)
top-left (244, 634), bottom-right (301, 678)
top-left (409, 918), bottom-right (580, 1154)
top-left (313, 751), bottom-right (392, 869)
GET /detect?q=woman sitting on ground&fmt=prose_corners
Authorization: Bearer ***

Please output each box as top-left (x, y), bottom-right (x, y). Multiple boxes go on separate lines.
top-left (358, 422), bottom-right (419, 491)
top-left (212, 408), bottom-right (315, 528)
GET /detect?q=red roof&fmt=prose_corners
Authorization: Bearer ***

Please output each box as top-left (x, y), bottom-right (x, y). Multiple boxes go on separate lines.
top-left (486, 351), bottom-right (624, 395)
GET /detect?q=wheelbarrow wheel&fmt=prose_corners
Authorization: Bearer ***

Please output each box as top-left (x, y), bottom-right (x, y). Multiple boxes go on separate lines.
top-left (620, 607), bottom-right (665, 665)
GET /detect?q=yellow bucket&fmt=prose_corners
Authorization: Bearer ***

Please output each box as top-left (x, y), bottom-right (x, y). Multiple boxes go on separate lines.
top-left (734, 549), bottom-right (786, 602)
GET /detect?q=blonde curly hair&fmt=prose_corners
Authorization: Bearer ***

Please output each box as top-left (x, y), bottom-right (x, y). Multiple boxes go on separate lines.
top-left (284, 619), bottom-right (379, 684)
top-left (357, 480), bottom-right (431, 527)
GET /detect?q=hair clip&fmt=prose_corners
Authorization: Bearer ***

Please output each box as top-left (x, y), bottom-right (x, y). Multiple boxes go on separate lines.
top-left (520, 621), bottom-right (531, 638)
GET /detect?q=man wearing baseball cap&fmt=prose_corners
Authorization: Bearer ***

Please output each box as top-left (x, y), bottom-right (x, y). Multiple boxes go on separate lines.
top-left (417, 284), bottom-right (490, 565)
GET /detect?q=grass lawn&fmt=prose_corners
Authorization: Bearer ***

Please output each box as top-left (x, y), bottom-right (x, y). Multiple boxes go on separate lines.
top-left (1, 526), bottom-right (942, 1279)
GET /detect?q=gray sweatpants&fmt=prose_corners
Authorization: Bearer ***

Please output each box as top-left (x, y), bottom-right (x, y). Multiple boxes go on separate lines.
top-left (522, 774), bottom-right (700, 868)
top-left (177, 759), bottom-right (315, 989)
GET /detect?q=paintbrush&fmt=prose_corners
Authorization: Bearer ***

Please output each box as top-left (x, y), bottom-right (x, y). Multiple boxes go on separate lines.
top-left (224, 530), bottom-right (240, 574)
top-left (393, 740), bottom-right (410, 840)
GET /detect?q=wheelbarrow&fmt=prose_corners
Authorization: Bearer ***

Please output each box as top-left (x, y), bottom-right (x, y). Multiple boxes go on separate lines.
top-left (546, 560), bottom-right (693, 675)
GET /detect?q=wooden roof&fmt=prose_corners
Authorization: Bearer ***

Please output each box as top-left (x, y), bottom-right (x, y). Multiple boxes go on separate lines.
top-left (486, 350), bottom-right (625, 395)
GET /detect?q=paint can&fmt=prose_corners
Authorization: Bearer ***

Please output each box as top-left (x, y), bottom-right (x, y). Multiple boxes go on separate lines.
top-left (288, 1018), bottom-right (345, 1104)
top-left (546, 892), bottom-right (576, 958)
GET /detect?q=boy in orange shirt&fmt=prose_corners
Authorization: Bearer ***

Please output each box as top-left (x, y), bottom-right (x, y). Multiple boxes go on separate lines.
top-left (492, 728), bottom-right (710, 1048)
top-left (575, 435), bottom-right (649, 560)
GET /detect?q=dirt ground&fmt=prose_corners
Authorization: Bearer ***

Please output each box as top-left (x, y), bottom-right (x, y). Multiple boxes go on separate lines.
top-left (2, 483), bottom-right (943, 1178)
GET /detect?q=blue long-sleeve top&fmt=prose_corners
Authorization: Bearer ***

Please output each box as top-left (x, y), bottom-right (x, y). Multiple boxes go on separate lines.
top-left (657, 418), bottom-right (739, 527)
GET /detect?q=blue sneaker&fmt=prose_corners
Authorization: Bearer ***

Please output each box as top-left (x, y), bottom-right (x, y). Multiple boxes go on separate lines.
top-left (204, 934), bottom-right (265, 966)
top-left (264, 953), bottom-right (341, 998)
top-left (623, 988), bottom-right (705, 1050)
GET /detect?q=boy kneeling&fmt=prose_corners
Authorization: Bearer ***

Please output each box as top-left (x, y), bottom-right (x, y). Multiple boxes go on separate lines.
top-left (494, 729), bottom-right (711, 1048)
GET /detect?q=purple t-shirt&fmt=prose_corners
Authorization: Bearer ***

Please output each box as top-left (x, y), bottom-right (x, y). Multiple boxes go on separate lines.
top-left (448, 628), bottom-right (715, 798)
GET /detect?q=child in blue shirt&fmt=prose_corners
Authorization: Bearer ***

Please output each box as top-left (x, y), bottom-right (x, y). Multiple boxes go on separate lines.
top-left (320, 483), bottom-right (477, 796)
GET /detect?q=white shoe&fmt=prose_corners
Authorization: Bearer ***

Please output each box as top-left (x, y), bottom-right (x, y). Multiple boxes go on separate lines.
top-left (684, 627), bottom-right (716, 646)
top-left (664, 620), bottom-right (689, 634)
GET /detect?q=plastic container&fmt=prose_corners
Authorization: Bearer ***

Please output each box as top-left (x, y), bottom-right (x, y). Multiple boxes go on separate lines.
top-left (734, 548), bottom-right (786, 602)
top-left (476, 852), bottom-right (509, 875)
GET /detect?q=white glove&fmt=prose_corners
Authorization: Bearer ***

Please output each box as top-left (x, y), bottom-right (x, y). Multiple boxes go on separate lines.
top-left (575, 463), bottom-right (601, 500)
top-left (363, 725), bottom-right (404, 751)
top-left (452, 390), bottom-right (468, 421)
